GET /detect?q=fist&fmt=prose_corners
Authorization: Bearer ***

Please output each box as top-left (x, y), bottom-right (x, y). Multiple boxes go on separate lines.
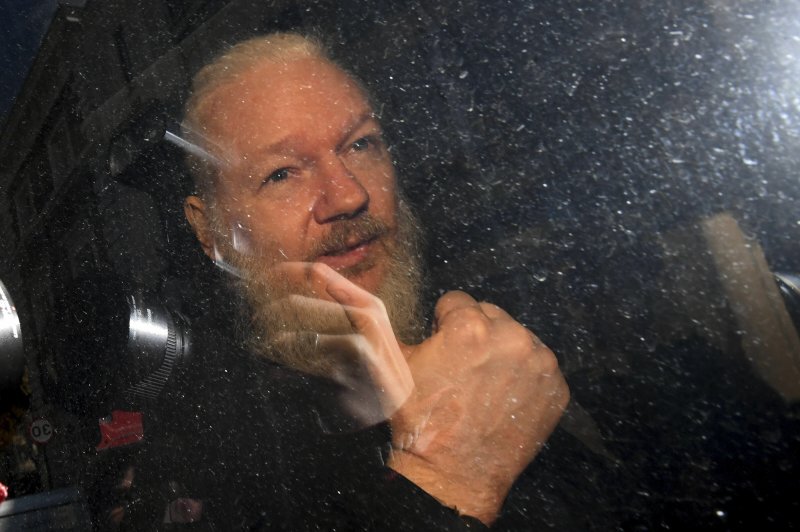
top-left (262, 265), bottom-right (569, 524)
top-left (388, 291), bottom-right (570, 525)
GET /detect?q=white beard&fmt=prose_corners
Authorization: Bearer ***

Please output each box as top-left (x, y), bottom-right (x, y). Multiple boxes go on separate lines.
top-left (212, 198), bottom-right (425, 377)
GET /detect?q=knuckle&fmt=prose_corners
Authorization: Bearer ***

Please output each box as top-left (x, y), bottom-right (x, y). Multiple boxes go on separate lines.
top-left (478, 301), bottom-right (501, 313)
top-left (529, 344), bottom-right (560, 376)
top-left (502, 321), bottom-right (537, 352)
top-left (435, 290), bottom-right (474, 315)
top-left (454, 305), bottom-right (485, 323)
top-left (452, 307), bottom-right (491, 341)
top-left (512, 328), bottom-right (560, 375)
top-left (471, 319), bottom-right (491, 342)
top-left (539, 349), bottom-right (560, 374)
top-left (558, 380), bottom-right (571, 409)
top-left (478, 301), bottom-right (512, 321)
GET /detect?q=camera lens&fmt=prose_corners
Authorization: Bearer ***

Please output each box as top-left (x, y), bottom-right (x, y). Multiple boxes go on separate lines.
top-left (122, 293), bottom-right (191, 405)
top-left (49, 275), bottom-right (192, 414)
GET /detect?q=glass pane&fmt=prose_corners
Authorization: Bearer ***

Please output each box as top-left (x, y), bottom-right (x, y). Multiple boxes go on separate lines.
top-left (1, 1), bottom-right (798, 529)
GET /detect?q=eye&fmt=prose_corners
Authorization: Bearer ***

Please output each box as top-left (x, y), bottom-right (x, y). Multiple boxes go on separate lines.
top-left (263, 168), bottom-right (290, 185)
top-left (351, 135), bottom-right (380, 152)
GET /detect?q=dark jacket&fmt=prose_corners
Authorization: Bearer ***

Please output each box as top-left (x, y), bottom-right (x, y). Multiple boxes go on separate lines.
top-left (127, 281), bottom-right (486, 531)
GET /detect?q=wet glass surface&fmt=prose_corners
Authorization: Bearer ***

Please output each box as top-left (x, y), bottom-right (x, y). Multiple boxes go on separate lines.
top-left (1, 1), bottom-right (799, 529)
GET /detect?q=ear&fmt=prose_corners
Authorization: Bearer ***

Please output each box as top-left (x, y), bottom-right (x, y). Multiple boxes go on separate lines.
top-left (184, 195), bottom-right (216, 260)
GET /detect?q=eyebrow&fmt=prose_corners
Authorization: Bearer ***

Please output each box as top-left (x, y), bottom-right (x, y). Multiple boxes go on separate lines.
top-left (258, 111), bottom-right (379, 157)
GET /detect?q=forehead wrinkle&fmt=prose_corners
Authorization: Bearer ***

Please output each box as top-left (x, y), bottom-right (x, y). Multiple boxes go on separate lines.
top-left (253, 110), bottom-right (378, 160)
top-left (202, 57), bottom-right (385, 191)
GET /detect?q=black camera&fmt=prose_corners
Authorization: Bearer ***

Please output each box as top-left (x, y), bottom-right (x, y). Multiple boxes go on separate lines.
top-left (4, 274), bottom-right (194, 417)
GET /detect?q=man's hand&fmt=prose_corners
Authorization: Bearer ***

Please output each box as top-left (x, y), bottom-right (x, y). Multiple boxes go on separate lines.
top-left (269, 262), bottom-right (416, 427)
top-left (278, 264), bottom-right (570, 525)
top-left (387, 291), bottom-right (569, 525)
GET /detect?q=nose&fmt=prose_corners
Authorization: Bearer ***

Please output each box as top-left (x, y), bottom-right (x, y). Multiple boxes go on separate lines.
top-left (312, 155), bottom-right (369, 223)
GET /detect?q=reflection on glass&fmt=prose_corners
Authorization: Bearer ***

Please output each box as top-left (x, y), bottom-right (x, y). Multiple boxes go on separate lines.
top-left (0, 1), bottom-right (797, 530)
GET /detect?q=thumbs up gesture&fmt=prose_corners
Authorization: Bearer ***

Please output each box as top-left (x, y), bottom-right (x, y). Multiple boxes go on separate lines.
top-left (275, 263), bottom-right (570, 525)
top-left (387, 291), bottom-right (569, 524)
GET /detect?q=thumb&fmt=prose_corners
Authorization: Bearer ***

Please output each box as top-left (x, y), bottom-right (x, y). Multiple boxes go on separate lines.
top-left (433, 290), bottom-right (481, 328)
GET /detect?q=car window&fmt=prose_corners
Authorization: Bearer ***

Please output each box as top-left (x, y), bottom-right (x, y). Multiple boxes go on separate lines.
top-left (1, 1), bottom-right (798, 530)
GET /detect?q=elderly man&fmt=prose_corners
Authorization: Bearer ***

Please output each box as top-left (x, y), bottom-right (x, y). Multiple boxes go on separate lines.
top-left (142, 32), bottom-right (568, 530)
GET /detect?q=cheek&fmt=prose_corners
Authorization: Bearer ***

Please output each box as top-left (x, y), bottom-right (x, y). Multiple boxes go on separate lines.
top-left (371, 183), bottom-right (399, 222)
top-left (215, 211), bottom-right (258, 256)
top-left (211, 195), bottom-right (261, 255)
top-left (362, 166), bottom-right (398, 214)
top-left (217, 185), bottom-right (308, 239)
top-left (238, 202), bottom-right (315, 259)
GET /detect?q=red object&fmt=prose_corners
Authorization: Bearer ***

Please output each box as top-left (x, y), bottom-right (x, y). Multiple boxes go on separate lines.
top-left (0, 482), bottom-right (8, 504)
top-left (96, 411), bottom-right (144, 450)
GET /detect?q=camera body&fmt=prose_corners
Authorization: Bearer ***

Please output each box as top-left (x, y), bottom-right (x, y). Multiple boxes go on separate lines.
top-left (43, 278), bottom-right (193, 418)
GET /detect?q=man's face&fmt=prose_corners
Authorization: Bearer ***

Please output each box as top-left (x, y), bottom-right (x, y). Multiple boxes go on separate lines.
top-left (195, 56), bottom-right (399, 295)
top-left (185, 54), bottom-right (424, 376)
